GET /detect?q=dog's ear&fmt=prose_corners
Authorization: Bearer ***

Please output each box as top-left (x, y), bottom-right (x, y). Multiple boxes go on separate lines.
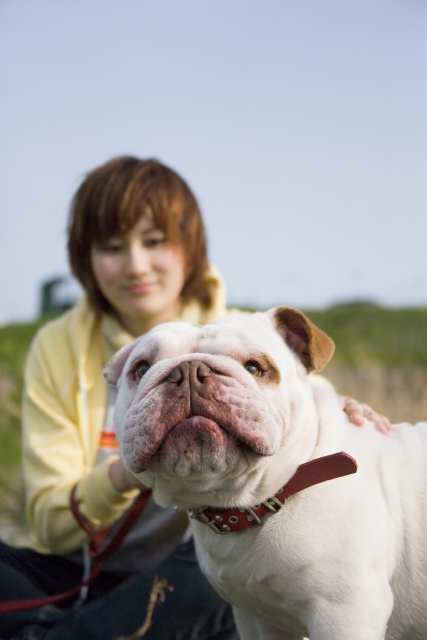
top-left (103, 340), bottom-right (139, 386)
top-left (270, 307), bottom-right (335, 372)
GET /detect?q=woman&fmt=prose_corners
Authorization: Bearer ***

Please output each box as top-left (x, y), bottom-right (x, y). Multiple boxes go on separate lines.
top-left (0, 156), bottom-right (390, 640)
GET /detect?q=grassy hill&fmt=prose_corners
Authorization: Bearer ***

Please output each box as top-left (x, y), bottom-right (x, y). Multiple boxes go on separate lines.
top-left (0, 319), bottom-right (47, 541)
top-left (302, 303), bottom-right (427, 425)
top-left (0, 320), bottom-right (47, 478)
top-left (304, 302), bottom-right (427, 368)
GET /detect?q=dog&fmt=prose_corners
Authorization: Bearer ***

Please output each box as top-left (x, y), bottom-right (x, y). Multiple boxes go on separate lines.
top-left (104, 307), bottom-right (427, 640)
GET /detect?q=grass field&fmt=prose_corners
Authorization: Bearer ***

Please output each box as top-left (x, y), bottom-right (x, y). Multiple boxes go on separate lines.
top-left (306, 302), bottom-right (427, 424)
top-left (0, 319), bottom-right (47, 543)
top-left (0, 303), bottom-right (426, 542)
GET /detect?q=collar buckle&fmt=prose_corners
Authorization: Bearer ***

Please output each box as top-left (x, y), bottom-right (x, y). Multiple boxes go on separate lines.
top-left (189, 508), bottom-right (230, 534)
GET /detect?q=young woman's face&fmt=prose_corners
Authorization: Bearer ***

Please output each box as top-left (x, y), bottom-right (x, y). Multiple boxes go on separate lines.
top-left (90, 216), bottom-right (186, 336)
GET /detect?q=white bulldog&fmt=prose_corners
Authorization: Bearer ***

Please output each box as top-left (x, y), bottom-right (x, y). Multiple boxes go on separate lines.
top-left (104, 308), bottom-right (427, 640)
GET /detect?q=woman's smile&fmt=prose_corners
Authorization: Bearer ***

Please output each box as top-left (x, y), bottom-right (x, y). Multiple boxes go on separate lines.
top-left (123, 281), bottom-right (158, 295)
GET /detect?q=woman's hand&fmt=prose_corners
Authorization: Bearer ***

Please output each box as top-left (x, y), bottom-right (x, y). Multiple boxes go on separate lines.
top-left (340, 397), bottom-right (393, 434)
top-left (109, 457), bottom-right (151, 494)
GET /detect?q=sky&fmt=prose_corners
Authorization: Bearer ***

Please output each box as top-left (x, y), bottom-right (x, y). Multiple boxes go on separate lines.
top-left (0, 0), bottom-right (426, 323)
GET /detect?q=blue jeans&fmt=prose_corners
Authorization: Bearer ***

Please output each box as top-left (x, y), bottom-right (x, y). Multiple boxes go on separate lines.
top-left (0, 540), bottom-right (239, 640)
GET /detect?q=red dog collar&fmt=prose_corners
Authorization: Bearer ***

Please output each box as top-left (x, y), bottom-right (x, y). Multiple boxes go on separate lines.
top-left (189, 452), bottom-right (357, 534)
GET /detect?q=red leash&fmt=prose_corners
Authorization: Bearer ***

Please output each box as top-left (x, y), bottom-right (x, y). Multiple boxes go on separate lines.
top-left (0, 487), bottom-right (152, 614)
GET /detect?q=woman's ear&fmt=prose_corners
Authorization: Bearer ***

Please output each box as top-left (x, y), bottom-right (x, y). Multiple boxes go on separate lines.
top-left (103, 340), bottom-right (139, 386)
top-left (269, 307), bottom-right (335, 372)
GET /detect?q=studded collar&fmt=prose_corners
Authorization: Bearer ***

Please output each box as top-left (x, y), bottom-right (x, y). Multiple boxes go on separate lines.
top-left (188, 452), bottom-right (357, 534)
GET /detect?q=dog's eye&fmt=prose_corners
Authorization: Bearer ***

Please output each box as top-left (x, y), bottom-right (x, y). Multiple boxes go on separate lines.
top-left (244, 361), bottom-right (262, 376)
top-left (135, 361), bottom-right (150, 379)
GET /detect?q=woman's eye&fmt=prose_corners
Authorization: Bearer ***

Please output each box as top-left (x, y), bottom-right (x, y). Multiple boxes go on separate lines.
top-left (135, 361), bottom-right (150, 379)
top-left (244, 361), bottom-right (262, 376)
top-left (144, 237), bottom-right (165, 248)
top-left (100, 241), bottom-right (123, 253)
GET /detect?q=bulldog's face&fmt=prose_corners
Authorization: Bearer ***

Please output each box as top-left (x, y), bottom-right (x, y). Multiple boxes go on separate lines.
top-left (104, 308), bottom-right (334, 508)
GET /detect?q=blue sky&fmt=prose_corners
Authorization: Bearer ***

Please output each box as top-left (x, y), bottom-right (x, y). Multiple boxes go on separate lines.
top-left (0, 0), bottom-right (426, 321)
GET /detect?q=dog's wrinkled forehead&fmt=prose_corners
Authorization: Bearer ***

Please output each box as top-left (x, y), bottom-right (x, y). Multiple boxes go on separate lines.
top-left (134, 314), bottom-right (280, 364)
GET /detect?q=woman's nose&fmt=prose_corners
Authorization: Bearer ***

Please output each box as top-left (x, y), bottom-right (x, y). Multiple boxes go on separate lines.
top-left (126, 243), bottom-right (150, 275)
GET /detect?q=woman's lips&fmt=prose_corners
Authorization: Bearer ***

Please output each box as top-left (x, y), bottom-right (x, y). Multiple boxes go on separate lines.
top-left (124, 282), bottom-right (157, 295)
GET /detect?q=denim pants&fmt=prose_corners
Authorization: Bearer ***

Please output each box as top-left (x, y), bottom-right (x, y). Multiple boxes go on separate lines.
top-left (0, 539), bottom-right (239, 640)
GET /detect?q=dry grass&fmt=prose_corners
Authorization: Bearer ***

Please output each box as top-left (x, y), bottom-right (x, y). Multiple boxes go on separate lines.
top-left (325, 366), bottom-right (427, 424)
top-left (0, 375), bottom-right (29, 544)
top-left (0, 467), bottom-right (31, 546)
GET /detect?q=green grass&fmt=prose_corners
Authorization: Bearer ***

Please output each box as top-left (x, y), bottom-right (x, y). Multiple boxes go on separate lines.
top-left (0, 319), bottom-right (47, 380)
top-left (0, 319), bottom-right (47, 482)
top-left (302, 303), bottom-right (427, 368)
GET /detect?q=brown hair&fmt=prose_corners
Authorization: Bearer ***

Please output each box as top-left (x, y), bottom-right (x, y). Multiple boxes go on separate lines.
top-left (67, 156), bottom-right (210, 314)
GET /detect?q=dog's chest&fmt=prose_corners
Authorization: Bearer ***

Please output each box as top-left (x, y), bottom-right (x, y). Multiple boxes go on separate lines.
top-left (192, 500), bottom-right (329, 634)
top-left (191, 423), bottom-right (427, 640)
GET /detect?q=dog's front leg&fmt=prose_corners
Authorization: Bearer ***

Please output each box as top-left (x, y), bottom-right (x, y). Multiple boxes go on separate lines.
top-left (308, 628), bottom-right (386, 640)
top-left (303, 594), bottom-right (391, 640)
top-left (232, 606), bottom-right (307, 640)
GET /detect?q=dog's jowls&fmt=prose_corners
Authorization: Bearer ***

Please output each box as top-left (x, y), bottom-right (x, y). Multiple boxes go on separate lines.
top-left (104, 307), bottom-right (427, 640)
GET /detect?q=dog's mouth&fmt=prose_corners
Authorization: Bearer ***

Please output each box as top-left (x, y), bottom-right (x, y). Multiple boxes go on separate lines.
top-left (154, 414), bottom-right (262, 466)
top-left (123, 412), bottom-right (268, 475)
top-left (162, 415), bottom-right (229, 447)
top-left (166, 415), bottom-right (228, 439)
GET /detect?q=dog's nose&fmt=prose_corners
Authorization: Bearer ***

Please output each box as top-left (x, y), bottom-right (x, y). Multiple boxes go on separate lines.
top-left (167, 364), bottom-right (186, 384)
top-left (166, 361), bottom-right (212, 386)
top-left (193, 361), bottom-right (212, 383)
